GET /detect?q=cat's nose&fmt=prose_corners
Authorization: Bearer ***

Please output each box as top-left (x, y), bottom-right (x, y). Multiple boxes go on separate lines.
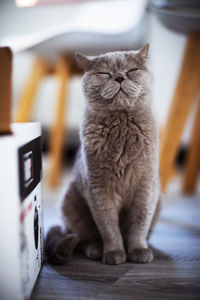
top-left (115, 76), bottom-right (124, 83)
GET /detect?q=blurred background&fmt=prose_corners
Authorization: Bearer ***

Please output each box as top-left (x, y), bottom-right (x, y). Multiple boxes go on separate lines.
top-left (0, 0), bottom-right (199, 207)
top-left (0, 0), bottom-right (188, 143)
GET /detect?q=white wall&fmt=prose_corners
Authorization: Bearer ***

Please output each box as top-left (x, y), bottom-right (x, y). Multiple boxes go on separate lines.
top-left (148, 13), bottom-right (195, 144)
top-left (149, 14), bottom-right (187, 124)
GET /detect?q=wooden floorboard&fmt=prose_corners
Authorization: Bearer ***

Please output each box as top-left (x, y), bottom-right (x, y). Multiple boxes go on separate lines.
top-left (31, 195), bottom-right (200, 300)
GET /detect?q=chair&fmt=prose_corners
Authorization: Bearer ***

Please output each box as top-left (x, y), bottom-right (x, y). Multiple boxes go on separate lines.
top-left (151, 0), bottom-right (200, 194)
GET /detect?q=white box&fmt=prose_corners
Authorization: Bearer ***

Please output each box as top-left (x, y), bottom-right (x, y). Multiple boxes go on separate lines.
top-left (0, 122), bottom-right (43, 300)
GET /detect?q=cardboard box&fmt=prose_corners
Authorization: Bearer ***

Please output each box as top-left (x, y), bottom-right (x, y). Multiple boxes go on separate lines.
top-left (0, 122), bottom-right (43, 300)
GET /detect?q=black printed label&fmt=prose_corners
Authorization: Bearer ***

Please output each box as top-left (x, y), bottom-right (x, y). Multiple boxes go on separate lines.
top-left (18, 137), bottom-right (42, 201)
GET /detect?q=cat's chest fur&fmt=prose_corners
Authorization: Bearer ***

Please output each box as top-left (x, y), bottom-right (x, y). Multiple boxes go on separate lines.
top-left (80, 108), bottom-right (157, 203)
top-left (83, 109), bottom-right (152, 165)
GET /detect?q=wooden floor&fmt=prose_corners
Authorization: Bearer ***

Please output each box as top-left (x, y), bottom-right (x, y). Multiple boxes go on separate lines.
top-left (31, 187), bottom-right (200, 300)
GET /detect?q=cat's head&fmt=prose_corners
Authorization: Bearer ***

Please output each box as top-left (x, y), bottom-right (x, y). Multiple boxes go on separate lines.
top-left (75, 45), bottom-right (151, 112)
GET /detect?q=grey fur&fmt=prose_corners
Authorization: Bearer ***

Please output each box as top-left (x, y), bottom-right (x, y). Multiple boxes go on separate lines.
top-left (55, 45), bottom-right (160, 265)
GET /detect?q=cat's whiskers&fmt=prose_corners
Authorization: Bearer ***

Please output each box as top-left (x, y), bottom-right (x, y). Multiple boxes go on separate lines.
top-left (100, 81), bottom-right (120, 100)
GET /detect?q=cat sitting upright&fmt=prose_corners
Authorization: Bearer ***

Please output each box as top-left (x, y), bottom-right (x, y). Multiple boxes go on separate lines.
top-left (45, 44), bottom-right (161, 265)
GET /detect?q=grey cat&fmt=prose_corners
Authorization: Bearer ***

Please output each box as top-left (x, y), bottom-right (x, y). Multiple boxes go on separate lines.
top-left (45, 44), bottom-right (161, 265)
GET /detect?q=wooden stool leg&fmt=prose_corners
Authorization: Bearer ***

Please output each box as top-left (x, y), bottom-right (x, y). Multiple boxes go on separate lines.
top-left (15, 57), bottom-right (48, 122)
top-left (182, 99), bottom-right (200, 195)
top-left (48, 56), bottom-right (69, 187)
top-left (160, 32), bottom-right (200, 193)
top-left (0, 47), bottom-right (12, 134)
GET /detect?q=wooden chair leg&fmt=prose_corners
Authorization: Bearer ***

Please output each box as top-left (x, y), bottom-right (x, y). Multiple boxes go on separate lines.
top-left (0, 47), bottom-right (12, 134)
top-left (160, 32), bottom-right (200, 193)
top-left (15, 57), bottom-right (48, 122)
top-left (48, 56), bottom-right (70, 187)
top-left (182, 98), bottom-right (200, 195)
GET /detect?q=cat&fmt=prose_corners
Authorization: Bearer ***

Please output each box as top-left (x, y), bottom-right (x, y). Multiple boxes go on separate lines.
top-left (45, 44), bottom-right (161, 265)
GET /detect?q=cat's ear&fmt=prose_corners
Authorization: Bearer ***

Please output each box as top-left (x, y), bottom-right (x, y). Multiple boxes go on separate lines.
top-left (136, 44), bottom-right (150, 61)
top-left (75, 53), bottom-right (93, 71)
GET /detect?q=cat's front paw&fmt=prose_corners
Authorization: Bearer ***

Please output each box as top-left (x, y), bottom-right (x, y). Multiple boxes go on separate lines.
top-left (128, 247), bottom-right (153, 263)
top-left (103, 249), bottom-right (127, 265)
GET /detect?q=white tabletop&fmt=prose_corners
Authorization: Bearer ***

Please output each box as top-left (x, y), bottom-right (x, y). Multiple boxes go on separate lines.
top-left (0, 0), bottom-right (147, 54)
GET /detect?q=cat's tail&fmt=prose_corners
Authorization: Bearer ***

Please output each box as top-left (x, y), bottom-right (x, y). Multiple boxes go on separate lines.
top-left (44, 226), bottom-right (79, 265)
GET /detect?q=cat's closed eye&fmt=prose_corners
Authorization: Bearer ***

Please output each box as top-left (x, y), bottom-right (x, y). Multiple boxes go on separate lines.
top-left (127, 68), bottom-right (140, 75)
top-left (126, 68), bottom-right (141, 80)
top-left (96, 72), bottom-right (111, 78)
